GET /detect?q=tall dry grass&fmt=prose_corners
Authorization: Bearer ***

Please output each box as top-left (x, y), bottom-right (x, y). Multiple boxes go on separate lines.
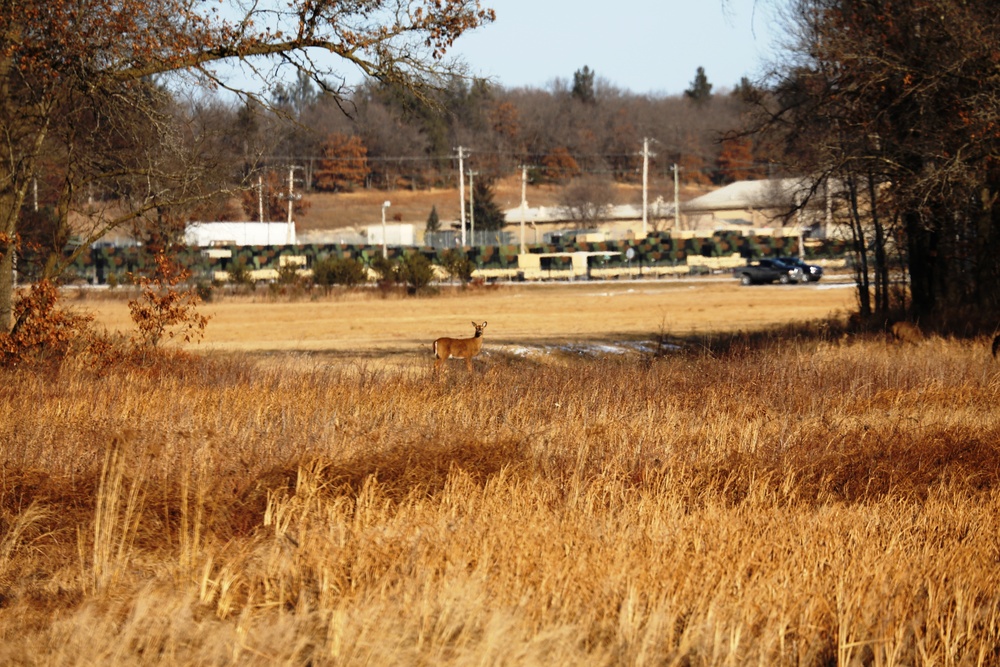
top-left (1, 333), bottom-right (999, 665)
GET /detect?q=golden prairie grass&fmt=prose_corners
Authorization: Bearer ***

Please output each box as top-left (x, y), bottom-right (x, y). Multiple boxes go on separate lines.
top-left (1, 328), bottom-right (1000, 665)
top-left (81, 280), bottom-right (858, 358)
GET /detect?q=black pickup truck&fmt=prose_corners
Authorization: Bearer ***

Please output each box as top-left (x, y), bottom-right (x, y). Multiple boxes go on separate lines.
top-left (733, 258), bottom-right (799, 285)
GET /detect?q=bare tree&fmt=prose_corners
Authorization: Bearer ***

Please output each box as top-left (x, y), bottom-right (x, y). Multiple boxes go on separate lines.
top-left (754, 0), bottom-right (1000, 326)
top-left (0, 0), bottom-right (495, 331)
top-left (559, 176), bottom-right (617, 224)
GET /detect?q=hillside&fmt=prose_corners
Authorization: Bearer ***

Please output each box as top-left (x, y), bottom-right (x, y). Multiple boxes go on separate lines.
top-left (293, 175), bottom-right (709, 236)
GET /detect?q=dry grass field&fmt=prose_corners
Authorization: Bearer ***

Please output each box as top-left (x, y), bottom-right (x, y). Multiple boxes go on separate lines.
top-left (3, 281), bottom-right (1000, 665)
top-left (294, 176), bottom-right (707, 233)
top-left (80, 279), bottom-right (857, 361)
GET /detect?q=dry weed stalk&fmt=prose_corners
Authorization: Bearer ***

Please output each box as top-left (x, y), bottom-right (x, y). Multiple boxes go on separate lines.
top-left (90, 438), bottom-right (147, 593)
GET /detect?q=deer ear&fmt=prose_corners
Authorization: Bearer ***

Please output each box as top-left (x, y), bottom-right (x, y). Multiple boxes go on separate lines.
top-left (482, 321), bottom-right (487, 328)
top-left (472, 321), bottom-right (477, 327)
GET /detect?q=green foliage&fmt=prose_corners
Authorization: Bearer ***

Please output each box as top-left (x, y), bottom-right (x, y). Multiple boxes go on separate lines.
top-left (426, 205), bottom-right (441, 233)
top-left (312, 255), bottom-right (369, 288)
top-left (684, 66), bottom-right (713, 105)
top-left (397, 252), bottom-right (435, 292)
top-left (227, 257), bottom-right (254, 290)
top-left (369, 255), bottom-right (399, 284)
top-left (467, 177), bottom-right (506, 232)
top-left (276, 263), bottom-right (302, 285)
top-left (572, 66), bottom-right (596, 104)
top-left (440, 249), bottom-right (474, 283)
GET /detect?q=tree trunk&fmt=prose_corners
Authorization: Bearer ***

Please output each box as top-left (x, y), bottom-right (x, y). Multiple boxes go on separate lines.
top-left (905, 211), bottom-right (940, 320)
top-left (0, 187), bottom-right (27, 333)
top-left (845, 175), bottom-right (871, 318)
top-left (867, 171), bottom-right (889, 316)
top-left (974, 183), bottom-right (1000, 311)
top-left (0, 239), bottom-right (12, 333)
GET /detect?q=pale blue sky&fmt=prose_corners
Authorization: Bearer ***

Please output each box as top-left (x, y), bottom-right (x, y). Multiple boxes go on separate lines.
top-left (449, 0), bottom-right (789, 95)
top-left (210, 0), bottom-right (790, 99)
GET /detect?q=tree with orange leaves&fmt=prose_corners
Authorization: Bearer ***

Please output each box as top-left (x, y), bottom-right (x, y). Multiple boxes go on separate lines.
top-left (540, 147), bottom-right (581, 184)
top-left (716, 137), bottom-right (759, 184)
top-left (314, 134), bottom-right (371, 192)
top-left (0, 0), bottom-right (495, 333)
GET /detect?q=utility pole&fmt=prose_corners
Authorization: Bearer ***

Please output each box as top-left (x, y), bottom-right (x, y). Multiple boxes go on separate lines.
top-left (672, 163), bottom-right (681, 231)
top-left (468, 170), bottom-right (477, 246)
top-left (287, 166), bottom-right (295, 225)
top-left (286, 166), bottom-right (295, 244)
top-left (641, 138), bottom-right (656, 237)
top-left (381, 200), bottom-right (391, 259)
top-left (456, 147), bottom-right (467, 246)
top-left (519, 165), bottom-right (528, 253)
top-left (258, 174), bottom-right (265, 223)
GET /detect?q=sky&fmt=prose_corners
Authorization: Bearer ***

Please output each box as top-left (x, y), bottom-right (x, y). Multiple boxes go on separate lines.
top-left (210, 0), bottom-right (791, 100)
top-left (447, 0), bottom-right (790, 96)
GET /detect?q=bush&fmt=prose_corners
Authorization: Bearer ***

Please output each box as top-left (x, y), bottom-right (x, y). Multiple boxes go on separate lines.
top-left (128, 252), bottom-right (209, 349)
top-left (0, 280), bottom-right (101, 369)
top-left (195, 281), bottom-right (214, 302)
top-left (440, 249), bottom-right (474, 283)
top-left (369, 255), bottom-right (399, 284)
top-left (227, 256), bottom-right (254, 290)
top-left (398, 252), bottom-right (436, 293)
top-left (313, 255), bottom-right (368, 289)
top-left (276, 263), bottom-right (302, 286)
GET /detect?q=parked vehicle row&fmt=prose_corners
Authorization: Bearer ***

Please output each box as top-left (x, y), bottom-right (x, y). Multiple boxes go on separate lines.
top-left (733, 257), bottom-right (824, 285)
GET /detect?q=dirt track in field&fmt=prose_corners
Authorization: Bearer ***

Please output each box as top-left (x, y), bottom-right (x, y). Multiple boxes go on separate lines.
top-left (81, 278), bottom-right (856, 366)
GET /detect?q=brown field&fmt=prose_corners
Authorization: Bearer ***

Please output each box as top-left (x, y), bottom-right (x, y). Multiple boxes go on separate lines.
top-left (295, 176), bottom-right (707, 232)
top-left (3, 282), bottom-right (1000, 665)
top-left (81, 279), bottom-right (857, 361)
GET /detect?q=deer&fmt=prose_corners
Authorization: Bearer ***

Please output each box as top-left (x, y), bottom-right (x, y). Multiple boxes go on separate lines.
top-left (433, 321), bottom-right (487, 373)
top-left (891, 321), bottom-right (923, 345)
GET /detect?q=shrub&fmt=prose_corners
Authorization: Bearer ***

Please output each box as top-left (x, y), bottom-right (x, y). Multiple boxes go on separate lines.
top-left (440, 249), bottom-right (474, 283)
top-left (398, 252), bottom-right (436, 293)
top-left (276, 263), bottom-right (302, 286)
top-left (128, 252), bottom-right (209, 349)
top-left (0, 279), bottom-right (100, 369)
top-left (227, 256), bottom-right (254, 290)
top-left (313, 255), bottom-right (368, 289)
top-left (195, 281), bottom-right (214, 302)
top-left (369, 255), bottom-right (399, 284)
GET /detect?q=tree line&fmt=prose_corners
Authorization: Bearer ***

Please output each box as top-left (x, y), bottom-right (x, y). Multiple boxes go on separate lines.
top-left (220, 66), bottom-right (762, 198)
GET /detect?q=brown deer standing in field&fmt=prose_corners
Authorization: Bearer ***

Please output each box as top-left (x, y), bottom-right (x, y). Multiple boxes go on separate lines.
top-left (433, 321), bottom-right (487, 373)
top-left (891, 321), bottom-right (923, 344)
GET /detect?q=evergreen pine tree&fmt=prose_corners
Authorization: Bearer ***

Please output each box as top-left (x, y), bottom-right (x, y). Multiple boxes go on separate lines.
top-left (684, 67), bottom-right (713, 105)
top-left (572, 66), bottom-right (596, 104)
top-left (466, 178), bottom-right (506, 232)
top-left (426, 205), bottom-right (441, 233)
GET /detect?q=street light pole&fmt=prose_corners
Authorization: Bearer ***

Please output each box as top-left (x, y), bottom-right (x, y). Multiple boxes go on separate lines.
top-left (468, 170), bottom-right (477, 246)
top-left (638, 138), bottom-right (656, 238)
top-left (381, 200), bottom-right (391, 258)
top-left (672, 163), bottom-right (681, 231)
top-left (456, 146), bottom-right (467, 246)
